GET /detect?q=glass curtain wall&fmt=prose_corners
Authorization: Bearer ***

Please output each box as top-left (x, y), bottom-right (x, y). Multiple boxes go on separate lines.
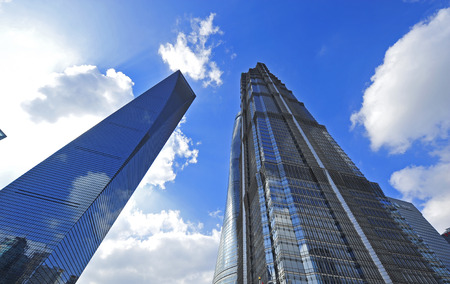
top-left (0, 71), bottom-right (195, 283)
top-left (236, 63), bottom-right (444, 284)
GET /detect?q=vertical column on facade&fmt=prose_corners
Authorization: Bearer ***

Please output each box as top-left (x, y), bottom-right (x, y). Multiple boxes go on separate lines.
top-left (259, 64), bottom-right (392, 284)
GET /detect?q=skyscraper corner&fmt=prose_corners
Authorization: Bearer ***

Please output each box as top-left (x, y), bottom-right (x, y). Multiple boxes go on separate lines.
top-left (0, 71), bottom-right (195, 283)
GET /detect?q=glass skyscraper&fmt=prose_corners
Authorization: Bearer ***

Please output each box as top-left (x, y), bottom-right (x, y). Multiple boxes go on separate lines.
top-left (0, 71), bottom-right (195, 283)
top-left (443, 229), bottom-right (450, 245)
top-left (385, 197), bottom-right (450, 281)
top-left (213, 113), bottom-right (242, 284)
top-left (214, 63), bottom-right (449, 284)
top-left (0, 129), bottom-right (6, 141)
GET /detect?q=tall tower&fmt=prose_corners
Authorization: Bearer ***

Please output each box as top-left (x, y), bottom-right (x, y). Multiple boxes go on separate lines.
top-left (385, 197), bottom-right (450, 280)
top-left (443, 229), bottom-right (450, 245)
top-left (213, 113), bottom-right (242, 284)
top-left (0, 71), bottom-right (195, 283)
top-left (215, 63), bottom-right (449, 284)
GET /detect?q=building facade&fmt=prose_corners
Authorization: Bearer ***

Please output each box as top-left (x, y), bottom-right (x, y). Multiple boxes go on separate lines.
top-left (0, 129), bottom-right (6, 141)
top-left (213, 113), bottom-right (242, 284)
top-left (385, 197), bottom-right (450, 281)
top-left (214, 63), bottom-right (449, 284)
top-left (443, 228), bottom-right (450, 245)
top-left (0, 71), bottom-right (195, 283)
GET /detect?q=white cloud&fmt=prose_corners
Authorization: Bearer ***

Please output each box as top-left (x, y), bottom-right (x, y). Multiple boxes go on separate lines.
top-left (190, 12), bottom-right (222, 42)
top-left (389, 144), bottom-right (450, 233)
top-left (158, 13), bottom-right (223, 87)
top-left (74, 116), bottom-right (201, 283)
top-left (78, 200), bottom-right (220, 284)
top-left (0, 25), bottom-right (86, 189)
top-left (209, 209), bottom-right (223, 219)
top-left (204, 61), bottom-right (223, 87)
top-left (140, 119), bottom-right (199, 189)
top-left (390, 154), bottom-right (450, 233)
top-left (351, 8), bottom-right (450, 154)
top-left (0, 65), bottom-right (133, 190)
top-left (0, 21), bottom-right (135, 189)
top-left (350, 8), bottom-right (450, 232)
top-left (22, 65), bottom-right (134, 123)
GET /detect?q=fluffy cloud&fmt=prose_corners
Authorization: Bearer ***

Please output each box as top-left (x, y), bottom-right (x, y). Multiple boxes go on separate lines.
top-left (22, 65), bottom-right (134, 123)
top-left (390, 148), bottom-right (450, 232)
top-left (0, 64), bottom-right (133, 190)
top-left (141, 120), bottom-right (199, 189)
top-left (351, 8), bottom-right (450, 232)
top-left (159, 13), bottom-right (223, 87)
top-left (351, 8), bottom-right (450, 154)
top-left (0, 21), bottom-right (134, 188)
top-left (78, 200), bottom-right (220, 284)
top-left (73, 111), bottom-right (204, 281)
top-left (74, 113), bottom-right (202, 283)
top-left (0, 25), bottom-right (84, 189)
top-left (208, 209), bottom-right (223, 219)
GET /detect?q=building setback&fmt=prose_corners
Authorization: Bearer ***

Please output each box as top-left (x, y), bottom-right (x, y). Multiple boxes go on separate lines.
top-left (214, 63), bottom-right (449, 284)
top-left (0, 71), bottom-right (195, 283)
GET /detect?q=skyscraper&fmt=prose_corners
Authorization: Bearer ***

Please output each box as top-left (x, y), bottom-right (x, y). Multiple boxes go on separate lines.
top-left (385, 197), bottom-right (450, 280)
top-left (213, 113), bottom-right (242, 284)
top-left (0, 71), bottom-right (195, 283)
top-left (0, 129), bottom-right (6, 141)
top-left (214, 63), bottom-right (449, 284)
top-left (443, 228), bottom-right (450, 245)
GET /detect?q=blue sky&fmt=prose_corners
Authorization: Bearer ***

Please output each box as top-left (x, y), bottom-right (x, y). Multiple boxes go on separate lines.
top-left (1, 1), bottom-right (450, 283)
